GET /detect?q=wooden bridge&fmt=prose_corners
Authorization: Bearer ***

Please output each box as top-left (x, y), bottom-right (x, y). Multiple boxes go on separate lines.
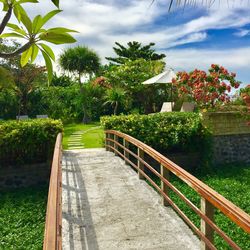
top-left (43, 131), bottom-right (250, 250)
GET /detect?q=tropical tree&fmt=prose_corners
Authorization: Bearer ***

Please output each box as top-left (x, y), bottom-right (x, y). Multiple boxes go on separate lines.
top-left (59, 46), bottom-right (101, 92)
top-left (173, 64), bottom-right (241, 108)
top-left (104, 87), bottom-right (127, 115)
top-left (0, 0), bottom-right (76, 82)
top-left (105, 41), bottom-right (166, 65)
top-left (0, 40), bottom-right (47, 114)
top-left (104, 58), bottom-right (166, 113)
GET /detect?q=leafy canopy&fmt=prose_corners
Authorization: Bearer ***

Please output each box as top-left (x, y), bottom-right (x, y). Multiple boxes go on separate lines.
top-left (106, 41), bottom-right (166, 65)
top-left (59, 46), bottom-right (101, 80)
top-left (0, 0), bottom-right (77, 82)
top-left (104, 58), bottom-right (165, 91)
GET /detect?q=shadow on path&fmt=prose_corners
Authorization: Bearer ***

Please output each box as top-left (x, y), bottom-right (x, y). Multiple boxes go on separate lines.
top-left (62, 151), bottom-right (99, 250)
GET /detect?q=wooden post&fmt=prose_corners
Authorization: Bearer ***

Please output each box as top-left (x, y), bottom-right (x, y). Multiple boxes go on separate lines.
top-left (123, 138), bottom-right (129, 163)
top-left (161, 164), bottom-right (170, 206)
top-left (137, 148), bottom-right (145, 180)
top-left (105, 133), bottom-right (109, 151)
top-left (201, 198), bottom-right (214, 250)
top-left (114, 134), bottom-right (118, 155)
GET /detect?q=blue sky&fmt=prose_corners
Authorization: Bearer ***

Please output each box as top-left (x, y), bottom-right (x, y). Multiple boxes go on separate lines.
top-left (5, 0), bottom-right (250, 86)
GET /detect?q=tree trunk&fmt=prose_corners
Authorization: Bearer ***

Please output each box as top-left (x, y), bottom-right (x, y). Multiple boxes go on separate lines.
top-left (114, 102), bottom-right (118, 115)
top-left (78, 72), bottom-right (83, 93)
top-left (78, 72), bottom-right (88, 123)
top-left (82, 106), bottom-right (90, 124)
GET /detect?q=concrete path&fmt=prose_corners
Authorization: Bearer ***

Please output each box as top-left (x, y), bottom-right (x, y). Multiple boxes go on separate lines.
top-left (62, 148), bottom-right (199, 250)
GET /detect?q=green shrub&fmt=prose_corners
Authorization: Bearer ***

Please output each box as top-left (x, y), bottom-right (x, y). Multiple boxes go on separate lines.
top-left (101, 113), bottom-right (211, 155)
top-left (0, 119), bottom-right (63, 166)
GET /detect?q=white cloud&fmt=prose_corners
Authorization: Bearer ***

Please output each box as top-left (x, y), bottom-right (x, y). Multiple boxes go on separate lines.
top-left (234, 29), bottom-right (250, 37)
top-left (1, 0), bottom-right (250, 83)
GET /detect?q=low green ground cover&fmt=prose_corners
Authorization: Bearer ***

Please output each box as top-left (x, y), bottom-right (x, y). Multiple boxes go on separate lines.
top-left (0, 185), bottom-right (48, 249)
top-left (63, 123), bottom-right (104, 149)
top-left (147, 164), bottom-right (250, 250)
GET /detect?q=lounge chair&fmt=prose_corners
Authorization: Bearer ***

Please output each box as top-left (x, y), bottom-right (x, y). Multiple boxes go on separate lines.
top-left (36, 115), bottom-right (48, 118)
top-left (180, 102), bottom-right (195, 112)
top-left (160, 102), bottom-right (174, 112)
top-left (16, 115), bottom-right (29, 120)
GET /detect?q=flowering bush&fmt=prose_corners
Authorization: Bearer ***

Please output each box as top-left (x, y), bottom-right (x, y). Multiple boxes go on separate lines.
top-left (240, 85), bottom-right (250, 96)
top-left (173, 64), bottom-right (241, 108)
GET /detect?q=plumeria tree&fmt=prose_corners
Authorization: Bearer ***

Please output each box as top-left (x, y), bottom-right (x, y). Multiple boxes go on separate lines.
top-left (0, 0), bottom-right (76, 82)
top-left (173, 64), bottom-right (241, 108)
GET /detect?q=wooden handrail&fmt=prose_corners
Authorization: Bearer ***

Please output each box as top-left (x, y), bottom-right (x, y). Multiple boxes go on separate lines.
top-left (43, 133), bottom-right (62, 250)
top-left (105, 130), bottom-right (250, 250)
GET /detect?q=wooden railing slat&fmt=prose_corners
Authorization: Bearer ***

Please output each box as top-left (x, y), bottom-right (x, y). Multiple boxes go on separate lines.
top-left (43, 133), bottom-right (62, 250)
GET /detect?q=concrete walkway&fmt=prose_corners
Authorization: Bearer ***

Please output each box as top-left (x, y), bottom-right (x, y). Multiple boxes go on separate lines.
top-left (62, 148), bottom-right (199, 250)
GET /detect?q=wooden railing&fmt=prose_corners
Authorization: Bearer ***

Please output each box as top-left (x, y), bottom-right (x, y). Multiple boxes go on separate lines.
top-left (105, 130), bottom-right (250, 250)
top-left (43, 133), bottom-right (62, 250)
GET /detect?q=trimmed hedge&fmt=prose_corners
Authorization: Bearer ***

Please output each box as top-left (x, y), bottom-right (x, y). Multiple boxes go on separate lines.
top-left (101, 113), bottom-right (211, 155)
top-left (0, 119), bottom-right (63, 167)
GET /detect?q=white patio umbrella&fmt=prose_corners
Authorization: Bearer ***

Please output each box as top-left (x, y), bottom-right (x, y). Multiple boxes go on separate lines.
top-left (142, 68), bottom-right (176, 109)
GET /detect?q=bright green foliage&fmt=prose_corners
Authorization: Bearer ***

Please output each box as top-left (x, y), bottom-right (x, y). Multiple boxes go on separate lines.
top-left (82, 127), bottom-right (104, 148)
top-left (101, 112), bottom-right (211, 154)
top-left (0, 185), bottom-right (48, 250)
top-left (0, 0), bottom-right (77, 82)
top-left (106, 41), bottom-right (166, 64)
top-left (0, 118), bottom-right (63, 166)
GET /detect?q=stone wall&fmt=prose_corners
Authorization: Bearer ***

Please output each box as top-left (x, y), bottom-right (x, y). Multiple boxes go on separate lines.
top-left (202, 112), bottom-right (250, 165)
top-left (212, 134), bottom-right (250, 164)
top-left (0, 163), bottom-right (50, 190)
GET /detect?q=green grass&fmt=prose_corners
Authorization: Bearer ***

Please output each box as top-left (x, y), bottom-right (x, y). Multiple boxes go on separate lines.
top-left (63, 123), bottom-right (104, 149)
top-left (146, 164), bottom-right (250, 249)
top-left (0, 185), bottom-right (48, 250)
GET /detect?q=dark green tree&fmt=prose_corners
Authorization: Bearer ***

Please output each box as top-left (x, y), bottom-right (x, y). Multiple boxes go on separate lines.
top-left (105, 41), bottom-right (166, 64)
top-left (0, 40), bottom-right (47, 116)
top-left (59, 46), bottom-right (101, 92)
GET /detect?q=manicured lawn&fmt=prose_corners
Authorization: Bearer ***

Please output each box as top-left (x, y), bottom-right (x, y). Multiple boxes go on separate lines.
top-left (63, 123), bottom-right (104, 149)
top-left (147, 164), bottom-right (250, 249)
top-left (0, 185), bottom-right (48, 249)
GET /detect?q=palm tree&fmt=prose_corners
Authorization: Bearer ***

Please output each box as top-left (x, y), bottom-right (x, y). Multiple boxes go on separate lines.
top-left (59, 46), bottom-right (101, 93)
top-left (59, 46), bottom-right (101, 123)
top-left (104, 88), bottom-right (127, 115)
top-left (152, 0), bottom-right (222, 11)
